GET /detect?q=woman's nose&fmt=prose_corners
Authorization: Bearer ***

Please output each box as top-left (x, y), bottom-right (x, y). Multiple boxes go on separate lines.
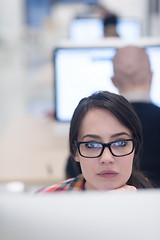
top-left (99, 147), bottom-right (115, 164)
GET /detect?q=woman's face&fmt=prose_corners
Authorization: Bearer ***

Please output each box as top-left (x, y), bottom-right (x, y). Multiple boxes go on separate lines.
top-left (75, 108), bottom-right (134, 190)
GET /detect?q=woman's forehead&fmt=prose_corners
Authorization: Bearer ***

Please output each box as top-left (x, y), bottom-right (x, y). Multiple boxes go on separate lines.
top-left (78, 108), bottom-right (132, 139)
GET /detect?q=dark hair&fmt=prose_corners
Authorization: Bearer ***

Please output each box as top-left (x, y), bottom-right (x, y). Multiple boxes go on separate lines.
top-left (69, 91), bottom-right (153, 188)
top-left (103, 14), bottom-right (118, 28)
top-left (65, 155), bottom-right (81, 179)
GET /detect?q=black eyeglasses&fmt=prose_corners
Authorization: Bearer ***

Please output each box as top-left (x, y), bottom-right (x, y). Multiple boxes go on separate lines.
top-left (74, 139), bottom-right (134, 158)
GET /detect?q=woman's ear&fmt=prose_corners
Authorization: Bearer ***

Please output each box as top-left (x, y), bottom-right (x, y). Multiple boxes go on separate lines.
top-left (74, 152), bottom-right (80, 162)
top-left (111, 76), bottom-right (118, 88)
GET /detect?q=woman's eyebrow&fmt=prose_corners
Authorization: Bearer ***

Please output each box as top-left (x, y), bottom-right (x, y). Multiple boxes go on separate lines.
top-left (82, 132), bottom-right (131, 141)
top-left (82, 134), bottom-right (100, 140)
top-left (111, 132), bottom-right (131, 138)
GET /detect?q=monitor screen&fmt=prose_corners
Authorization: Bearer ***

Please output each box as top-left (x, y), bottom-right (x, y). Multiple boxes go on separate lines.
top-left (145, 45), bottom-right (160, 107)
top-left (116, 18), bottom-right (141, 40)
top-left (54, 45), bottom-right (160, 122)
top-left (54, 47), bottom-right (117, 121)
top-left (69, 17), bottom-right (141, 42)
top-left (68, 17), bottom-right (104, 42)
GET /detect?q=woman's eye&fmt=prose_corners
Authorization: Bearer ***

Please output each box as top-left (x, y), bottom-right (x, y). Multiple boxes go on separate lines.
top-left (85, 142), bottom-right (101, 149)
top-left (114, 141), bottom-right (127, 147)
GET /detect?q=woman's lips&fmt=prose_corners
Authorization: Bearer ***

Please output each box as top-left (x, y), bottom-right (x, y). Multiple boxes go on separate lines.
top-left (97, 170), bottom-right (118, 178)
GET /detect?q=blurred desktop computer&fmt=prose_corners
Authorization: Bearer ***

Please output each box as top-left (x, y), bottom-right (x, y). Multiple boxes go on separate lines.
top-left (54, 44), bottom-right (160, 122)
top-left (68, 16), bottom-right (142, 42)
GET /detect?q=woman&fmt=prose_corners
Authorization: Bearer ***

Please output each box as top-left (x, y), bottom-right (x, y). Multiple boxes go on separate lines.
top-left (39, 91), bottom-right (153, 192)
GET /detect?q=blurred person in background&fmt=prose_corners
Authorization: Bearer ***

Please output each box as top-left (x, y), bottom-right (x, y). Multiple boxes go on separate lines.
top-left (91, 4), bottom-right (119, 37)
top-left (111, 45), bottom-right (160, 187)
top-left (103, 13), bottom-right (119, 37)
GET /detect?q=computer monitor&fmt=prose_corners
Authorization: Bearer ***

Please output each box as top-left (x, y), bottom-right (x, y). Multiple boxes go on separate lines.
top-left (1, 191), bottom-right (160, 240)
top-left (69, 17), bottom-right (141, 42)
top-left (54, 44), bottom-right (160, 122)
top-left (54, 46), bottom-right (118, 121)
top-left (116, 17), bottom-right (141, 40)
top-left (68, 17), bottom-right (104, 42)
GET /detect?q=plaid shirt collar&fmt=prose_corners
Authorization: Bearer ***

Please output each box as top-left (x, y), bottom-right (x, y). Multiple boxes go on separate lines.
top-left (38, 175), bottom-right (85, 193)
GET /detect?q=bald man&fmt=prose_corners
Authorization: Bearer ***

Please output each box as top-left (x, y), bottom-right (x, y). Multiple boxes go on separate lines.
top-left (111, 46), bottom-right (160, 187)
top-left (112, 45), bottom-right (152, 100)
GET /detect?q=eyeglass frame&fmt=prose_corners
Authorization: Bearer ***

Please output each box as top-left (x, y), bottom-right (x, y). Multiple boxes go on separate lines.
top-left (74, 139), bottom-right (135, 158)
